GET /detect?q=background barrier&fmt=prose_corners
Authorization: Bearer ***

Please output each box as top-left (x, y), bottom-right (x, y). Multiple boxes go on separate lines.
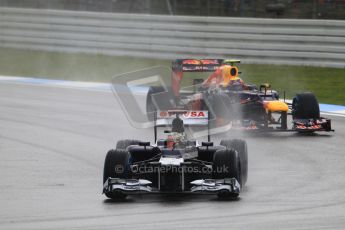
top-left (0, 7), bottom-right (344, 68)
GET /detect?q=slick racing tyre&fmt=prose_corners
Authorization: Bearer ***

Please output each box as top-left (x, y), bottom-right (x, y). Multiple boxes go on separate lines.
top-left (146, 86), bottom-right (175, 121)
top-left (206, 93), bottom-right (233, 119)
top-left (213, 149), bottom-right (241, 183)
top-left (103, 149), bottom-right (131, 199)
top-left (116, 139), bottom-right (140, 150)
top-left (213, 149), bottom-right (241, 198)
top-left (220, 139), bottom-right (248, 186)
top-left (292, 92), bottom-right (320, 119)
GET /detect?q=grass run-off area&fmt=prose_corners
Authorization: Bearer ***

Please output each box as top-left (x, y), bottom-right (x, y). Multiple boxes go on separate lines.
top-left (0, 47), bottom-right (344, 105)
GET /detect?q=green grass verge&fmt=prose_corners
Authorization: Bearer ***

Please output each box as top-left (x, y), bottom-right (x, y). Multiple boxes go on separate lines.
top-left (241, 65), bottom-right (345, 105)
top-left (0, 47), bottom-right (344, 105)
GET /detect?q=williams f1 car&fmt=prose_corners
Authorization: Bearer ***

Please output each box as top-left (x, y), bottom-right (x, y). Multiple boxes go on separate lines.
top-left (103, 110), bottom-right (248, 199)
top-left (146, 59), bottom-right (333, 133)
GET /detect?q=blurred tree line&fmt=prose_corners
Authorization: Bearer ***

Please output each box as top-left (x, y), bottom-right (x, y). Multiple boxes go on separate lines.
top-left (0, 0), bottom-right (344, 19)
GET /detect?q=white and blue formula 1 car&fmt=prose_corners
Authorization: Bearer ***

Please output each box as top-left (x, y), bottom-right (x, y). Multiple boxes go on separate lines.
top-left (103, 110), bottom-right (248, 199)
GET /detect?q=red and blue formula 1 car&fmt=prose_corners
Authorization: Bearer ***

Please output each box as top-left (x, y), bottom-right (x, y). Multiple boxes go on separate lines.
top-left (146, 59), bottom-right (333, 133)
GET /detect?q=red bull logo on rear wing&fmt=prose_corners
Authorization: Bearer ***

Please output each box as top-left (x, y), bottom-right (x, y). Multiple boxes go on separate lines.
top-left (156, 110), bottom-right (209, 126)
top-left (172, 59), bottom-right (224, 72)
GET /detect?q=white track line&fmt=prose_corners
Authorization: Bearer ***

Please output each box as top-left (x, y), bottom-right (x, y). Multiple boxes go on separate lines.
top-left (1, 75), bottom-right (344, 116)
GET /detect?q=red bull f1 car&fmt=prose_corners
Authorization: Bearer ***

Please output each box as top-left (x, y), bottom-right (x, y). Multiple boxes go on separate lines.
top-left (146, 59), bottom-right (333, 133)
top-left (103, 110), bottom-right (248, 199)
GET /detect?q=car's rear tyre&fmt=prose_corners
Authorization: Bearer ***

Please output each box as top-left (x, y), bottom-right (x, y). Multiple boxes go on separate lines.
top-left (220, 139), bottom-right (248, 186)
top-left (116, 139), bottom-right (140, 150)
top-left (207, 93), bottom-right (233, 119)
top-left (103, 149), bottom-right (131, 199)
top-left (147, 86), bottom-right (162, 121)
top-left (146, 86), bottom-right (174, 121)
top-left (292, 92), bottom-right (320, 119)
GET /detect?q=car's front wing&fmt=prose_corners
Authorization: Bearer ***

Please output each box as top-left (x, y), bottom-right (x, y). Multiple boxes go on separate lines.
top-left (103, 177), bottom-right (240, 195)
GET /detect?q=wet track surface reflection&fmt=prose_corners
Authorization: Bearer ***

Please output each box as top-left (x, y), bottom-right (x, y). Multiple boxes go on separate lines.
top-left (0, 83), bottom-right (344, 230)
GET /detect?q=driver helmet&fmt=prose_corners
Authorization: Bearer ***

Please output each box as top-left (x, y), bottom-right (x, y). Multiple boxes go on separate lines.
top-left (221, 65), bottom-right (238, 86)
top-left (166, 135), bottom-right (175, 149)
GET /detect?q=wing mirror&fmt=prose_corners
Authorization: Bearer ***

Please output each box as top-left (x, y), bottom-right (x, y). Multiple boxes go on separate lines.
top-left (260, 83), bottom-right (271, 94)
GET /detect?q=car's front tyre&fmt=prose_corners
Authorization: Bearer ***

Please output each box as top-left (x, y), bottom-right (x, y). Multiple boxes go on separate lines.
top-left (103, 149), bottom-right (131, 199)
top-left (292, 92), bottom-right (320, 119)
top-left (220, 139), bottom-right (248, 186)
top-left (116, 139), bottom-right (141, 150)
top-left (213, 149), bottom-right (241, 198)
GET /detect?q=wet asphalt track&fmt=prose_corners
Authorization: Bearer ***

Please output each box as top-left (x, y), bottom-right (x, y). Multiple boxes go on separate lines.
top-left (0, 82), bottom-right (345, 230)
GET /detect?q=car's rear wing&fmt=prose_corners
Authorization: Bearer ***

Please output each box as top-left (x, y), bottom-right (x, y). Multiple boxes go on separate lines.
top-left (170, 59), bottom-right (241, 97)
top-left (155, 110), bottom-right (209, 126)
top-left (172, 59), bottom-right (224, 72)
top-left (154, 110), bottom-right (211, 142)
